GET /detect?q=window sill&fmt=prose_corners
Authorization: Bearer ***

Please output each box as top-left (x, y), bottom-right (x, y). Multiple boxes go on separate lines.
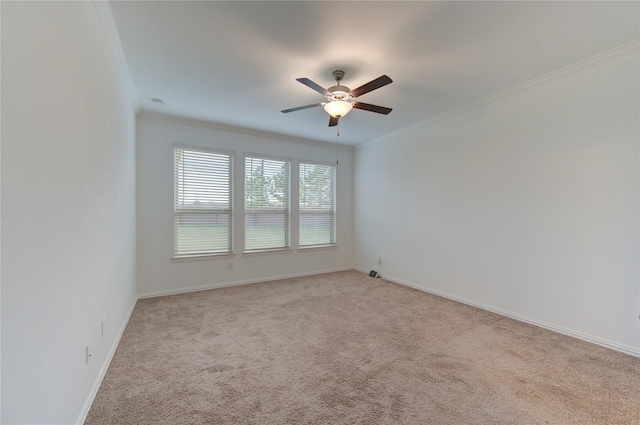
top-left (298, 244), bottom-right (338, 251)
top-left (171, 253), bottom-right (235, 262)
top-left (243, 248), bottom-right (293, 256)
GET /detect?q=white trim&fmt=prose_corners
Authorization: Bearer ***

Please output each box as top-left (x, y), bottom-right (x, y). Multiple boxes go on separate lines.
top-left (354, 267), bottom-right (640, 358)
top-left (172, 143), bottom-right (235, 159)
top-left (93, 1), bottom-right (139, 111)
top-left (359, 39), bottom-right (640, 150)
top-left (76, 297), bottom-right (138, 425)
top-left (242, 248), bottom-right (294, 256)
top-left (75, 265), bottom-right (639, 423)
top-left (298, 157), bottom-right (337, 168)
top-left (138, 266), bottom-right (352, 299)
top-left (298, 244), bottom-right (338, 251)
top-left (171, 253), bottom-right (236, 262)
top-left (138, 110), bottom-right (355, 152)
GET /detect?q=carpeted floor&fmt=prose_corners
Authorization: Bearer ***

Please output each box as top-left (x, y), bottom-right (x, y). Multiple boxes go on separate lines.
top-left (86, 271), bottom-right (640, 424)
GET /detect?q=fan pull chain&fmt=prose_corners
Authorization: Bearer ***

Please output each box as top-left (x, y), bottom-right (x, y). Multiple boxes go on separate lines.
top-left (336, 123), bottom-right (340, 165)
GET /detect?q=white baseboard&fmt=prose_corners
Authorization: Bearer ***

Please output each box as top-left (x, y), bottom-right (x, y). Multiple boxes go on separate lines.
top-left (137, 266), bottom-right (354, 299)
top-left (354, 267), bottom-right (640, 358)
top-left (77, 266), bottom-right (638, 424)
top-left (76, 296), bottom-right (138, 425)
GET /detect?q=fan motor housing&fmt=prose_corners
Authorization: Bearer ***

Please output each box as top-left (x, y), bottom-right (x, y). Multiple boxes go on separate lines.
top-left (327, 85), bottom-right (351, 101)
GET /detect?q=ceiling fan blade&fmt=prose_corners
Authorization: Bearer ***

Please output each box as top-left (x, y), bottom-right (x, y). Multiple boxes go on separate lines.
top-left (281, 103), bottom-right (323, 113)
top-left (350, 75), bottom-right (393, 98)
top-left (353, 102), bottom-right (393, 115)
top-left (296, 78), bottom-right (330, 96)
top-left (328, 116), bottom-right (339, 127)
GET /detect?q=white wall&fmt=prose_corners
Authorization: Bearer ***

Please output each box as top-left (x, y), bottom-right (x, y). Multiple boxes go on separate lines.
top-left (354, 44), bottom-right (640, 355)
top-left (136, 113), bottom-right (353, 296)
top-left (1, 2), bottom-right (137, 424)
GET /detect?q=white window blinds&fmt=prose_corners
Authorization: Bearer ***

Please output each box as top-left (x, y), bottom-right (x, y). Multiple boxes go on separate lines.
top-left (245, 156), bottom-right (290, 251)
top-left (174, 148), bottom-right (233, 257)
top-left (299, 162), bottom-right (336, 247)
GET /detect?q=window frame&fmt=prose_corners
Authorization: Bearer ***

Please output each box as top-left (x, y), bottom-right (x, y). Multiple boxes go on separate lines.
top-left (173, 145), bottom-right (234, 259)
top-left (243, 153), bottom-right (292, 253)
top-left (298, 160), bottom-right (337, 248)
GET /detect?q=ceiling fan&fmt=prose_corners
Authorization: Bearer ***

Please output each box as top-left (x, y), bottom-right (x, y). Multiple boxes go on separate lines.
top-left (281, 70), bottom-right (393, 127)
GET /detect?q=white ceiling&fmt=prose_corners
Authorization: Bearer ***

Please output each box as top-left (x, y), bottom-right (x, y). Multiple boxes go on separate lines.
top-left (109, 1), bottom-right (639, 146)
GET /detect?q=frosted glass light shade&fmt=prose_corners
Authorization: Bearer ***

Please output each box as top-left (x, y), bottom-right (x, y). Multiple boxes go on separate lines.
top-left (324, 100), bottom-right (353, 118)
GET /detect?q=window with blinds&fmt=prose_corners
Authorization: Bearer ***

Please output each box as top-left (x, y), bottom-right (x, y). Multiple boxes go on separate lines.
top-left (299, 162), bottom-right (336, 247)
top-left (174, 148), bottom-right (233, 257)
top-left (244, 156), bottom-right (290, 251)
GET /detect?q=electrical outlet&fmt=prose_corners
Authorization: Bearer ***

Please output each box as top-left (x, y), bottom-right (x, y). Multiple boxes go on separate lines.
top-left (377, 256), bottom-right (382, 265)
top-left (227, 261), bottom-right (234, 269)
top-left (86, 343), bottom-right (92, 364)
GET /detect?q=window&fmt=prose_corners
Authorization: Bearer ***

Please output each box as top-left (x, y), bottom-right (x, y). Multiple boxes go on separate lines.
top-left (245, 156), bottom-right (290, 251)
top-left (299, 162), bottom-right (336, 247)
top-left (174, 148), bottom-right (233, 257)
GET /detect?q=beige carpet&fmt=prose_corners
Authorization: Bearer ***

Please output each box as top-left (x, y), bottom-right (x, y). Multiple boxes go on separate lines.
top-left (86, 271), bottom-right (640, 424)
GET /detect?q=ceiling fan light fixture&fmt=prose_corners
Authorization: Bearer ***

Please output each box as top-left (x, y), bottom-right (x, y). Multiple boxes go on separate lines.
top-left (324, 100), bottom-right (353, 118)
top-left (283, 71), bottom-right (393, 126)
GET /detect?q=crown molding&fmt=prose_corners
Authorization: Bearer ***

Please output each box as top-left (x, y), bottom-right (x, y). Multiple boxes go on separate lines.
top-left (138, 110), bottom-right (355, 152)
top-left (93, 1), bottom-right (139, 112)
top-left (360, 39), bottom-right (640, 150)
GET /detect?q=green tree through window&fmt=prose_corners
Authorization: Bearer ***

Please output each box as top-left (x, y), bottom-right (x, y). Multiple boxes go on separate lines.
top-left (245, 156), bottom-right (290, 251)
top-left (299, 162), bottom-right (335, 246)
